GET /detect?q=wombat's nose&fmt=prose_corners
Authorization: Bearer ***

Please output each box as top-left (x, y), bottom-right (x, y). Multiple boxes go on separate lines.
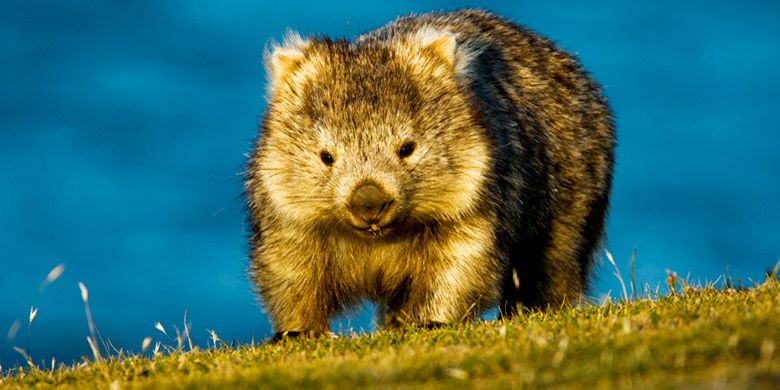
top-left (348, 183), bottom-right (395, 225)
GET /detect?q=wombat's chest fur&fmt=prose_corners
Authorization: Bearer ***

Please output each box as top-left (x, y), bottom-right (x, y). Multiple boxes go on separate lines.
top-left (245, 9), bottom-right (615, 338)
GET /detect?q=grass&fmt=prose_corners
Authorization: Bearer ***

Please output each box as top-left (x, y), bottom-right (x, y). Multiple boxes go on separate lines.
top-left (2, 276), bottom-right (779, 389)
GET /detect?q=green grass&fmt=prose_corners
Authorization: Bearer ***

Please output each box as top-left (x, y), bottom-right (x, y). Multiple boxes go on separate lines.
top-left (3, 280), bottom-right (779, 389)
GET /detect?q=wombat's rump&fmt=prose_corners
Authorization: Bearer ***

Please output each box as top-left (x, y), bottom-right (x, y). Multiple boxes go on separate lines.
top-left (245, 9), bottom-right (614, 338)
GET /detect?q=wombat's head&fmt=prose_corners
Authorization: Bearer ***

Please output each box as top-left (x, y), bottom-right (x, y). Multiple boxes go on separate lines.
top-left (249, 29), bottom-right (489, 237)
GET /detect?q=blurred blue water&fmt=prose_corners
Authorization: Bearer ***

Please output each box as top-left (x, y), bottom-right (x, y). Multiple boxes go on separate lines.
top-left (1, 1), bottom-right (778, 368)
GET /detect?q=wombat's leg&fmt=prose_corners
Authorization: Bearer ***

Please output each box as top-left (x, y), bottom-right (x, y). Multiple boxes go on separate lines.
top-left (381, 262), bottom-right (497, 327)
top-left (252, 243), bottom-right (335, 338)
top-left (381, 223), bottom-right (501, 327)
top-left (539, 217), bottom-right (591, 308)
top-left (261, 272), bottom-right (333, 337)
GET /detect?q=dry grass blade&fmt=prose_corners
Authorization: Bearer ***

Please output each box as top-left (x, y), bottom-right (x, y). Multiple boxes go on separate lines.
top-left (78, 282), bottom-right (88, 303)
top-left (39, 263), bottom-right (66, 292)
top-left (183, 310), bottom-right (193, 351)
top-left (12, 347), bottom-right (32, 366)
top-left (28, 307), bottom-right (38, 325)
top-left (208, 329), bottom-right (221, 349)
top-left (629, 249), bottom-right (637, 300)
top-left (141, 337), bottom-right (152, 355)
top-left (86, 336), bottom-right (101, 362)
top-left (27, 307), bottom-right (38, 360)
top-left (173, 326), bottom-right (183, 351)
top-left (154, 322), bottom-right (167, 337)
top-left (605, 250), bottom-right (629, 302)
top-left (77, 282), bottom-right (101, 361)
top-left (155, 322), bottom-right (175, 349)
top-left (6, 320), bottom-right (21, 341)
top-left (666, 270), bottom-right (679, 295)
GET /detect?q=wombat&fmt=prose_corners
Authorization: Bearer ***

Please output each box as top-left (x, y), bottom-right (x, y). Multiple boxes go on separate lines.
top-left (245, 9), bottom-right (615, 339)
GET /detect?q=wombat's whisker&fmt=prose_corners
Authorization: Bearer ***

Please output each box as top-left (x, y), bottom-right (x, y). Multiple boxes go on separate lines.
top-left (492, 142), bottom-right (516, 151)
top-left (408, 146), bottom-right (435, 173)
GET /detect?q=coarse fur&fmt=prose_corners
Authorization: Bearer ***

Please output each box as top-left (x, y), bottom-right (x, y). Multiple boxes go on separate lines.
top-left (245, 9), bottom-right (615, 337)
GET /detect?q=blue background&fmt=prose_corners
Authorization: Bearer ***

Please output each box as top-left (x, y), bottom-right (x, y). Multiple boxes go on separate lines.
top-left (2, 1), bottom-right (778, 368)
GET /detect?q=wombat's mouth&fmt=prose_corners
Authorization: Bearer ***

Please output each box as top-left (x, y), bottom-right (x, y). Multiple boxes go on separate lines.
top-left (350, 222), bottom-right (394, 238)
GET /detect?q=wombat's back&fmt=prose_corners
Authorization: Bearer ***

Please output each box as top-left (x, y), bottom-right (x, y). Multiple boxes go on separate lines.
top-left (361, 9), bottom-right (615, 310)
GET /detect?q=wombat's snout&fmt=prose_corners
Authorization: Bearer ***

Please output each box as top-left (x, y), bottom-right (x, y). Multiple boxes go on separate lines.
top-left (347, 182), bottom-right (397, 226)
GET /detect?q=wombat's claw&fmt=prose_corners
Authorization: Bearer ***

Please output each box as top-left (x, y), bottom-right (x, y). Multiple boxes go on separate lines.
top-left (422, 321), bottom-right (447, 330)
top-left (270, 331), bottom-right (302, 343)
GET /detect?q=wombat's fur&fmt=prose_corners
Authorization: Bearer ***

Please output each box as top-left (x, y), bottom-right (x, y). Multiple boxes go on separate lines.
top-left (245, 9), bottom-right (615, 338)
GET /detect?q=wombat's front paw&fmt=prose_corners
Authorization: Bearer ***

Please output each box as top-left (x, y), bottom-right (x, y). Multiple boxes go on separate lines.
top-left (269, 330), bottom-right (334, 343)
top-left (422, 321), bottom-right (448, 330)
top-left (270, 331), bottom-right (303, 343)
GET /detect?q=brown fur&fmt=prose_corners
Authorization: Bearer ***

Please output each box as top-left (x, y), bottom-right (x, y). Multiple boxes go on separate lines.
top-left (245, 9), bottom-right (615, 337)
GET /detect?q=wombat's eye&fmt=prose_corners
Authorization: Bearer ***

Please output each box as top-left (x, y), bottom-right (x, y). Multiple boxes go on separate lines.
top-left (319, 150), bottom-right (335, 166)
top-left (398, 141), bottom-right (416, 159)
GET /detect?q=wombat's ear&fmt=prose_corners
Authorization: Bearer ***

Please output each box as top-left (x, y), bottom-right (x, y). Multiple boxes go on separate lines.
top-left (402, 27), bottom-right (476, 77)
top-left (413, 27), bottom-right (458, 66)
top-left (264, 31), bottom-right (309, 91)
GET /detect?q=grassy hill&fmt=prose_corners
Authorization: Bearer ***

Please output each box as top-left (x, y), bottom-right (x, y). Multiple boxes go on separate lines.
top-left (3, 279), bottom-right (779, 388)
